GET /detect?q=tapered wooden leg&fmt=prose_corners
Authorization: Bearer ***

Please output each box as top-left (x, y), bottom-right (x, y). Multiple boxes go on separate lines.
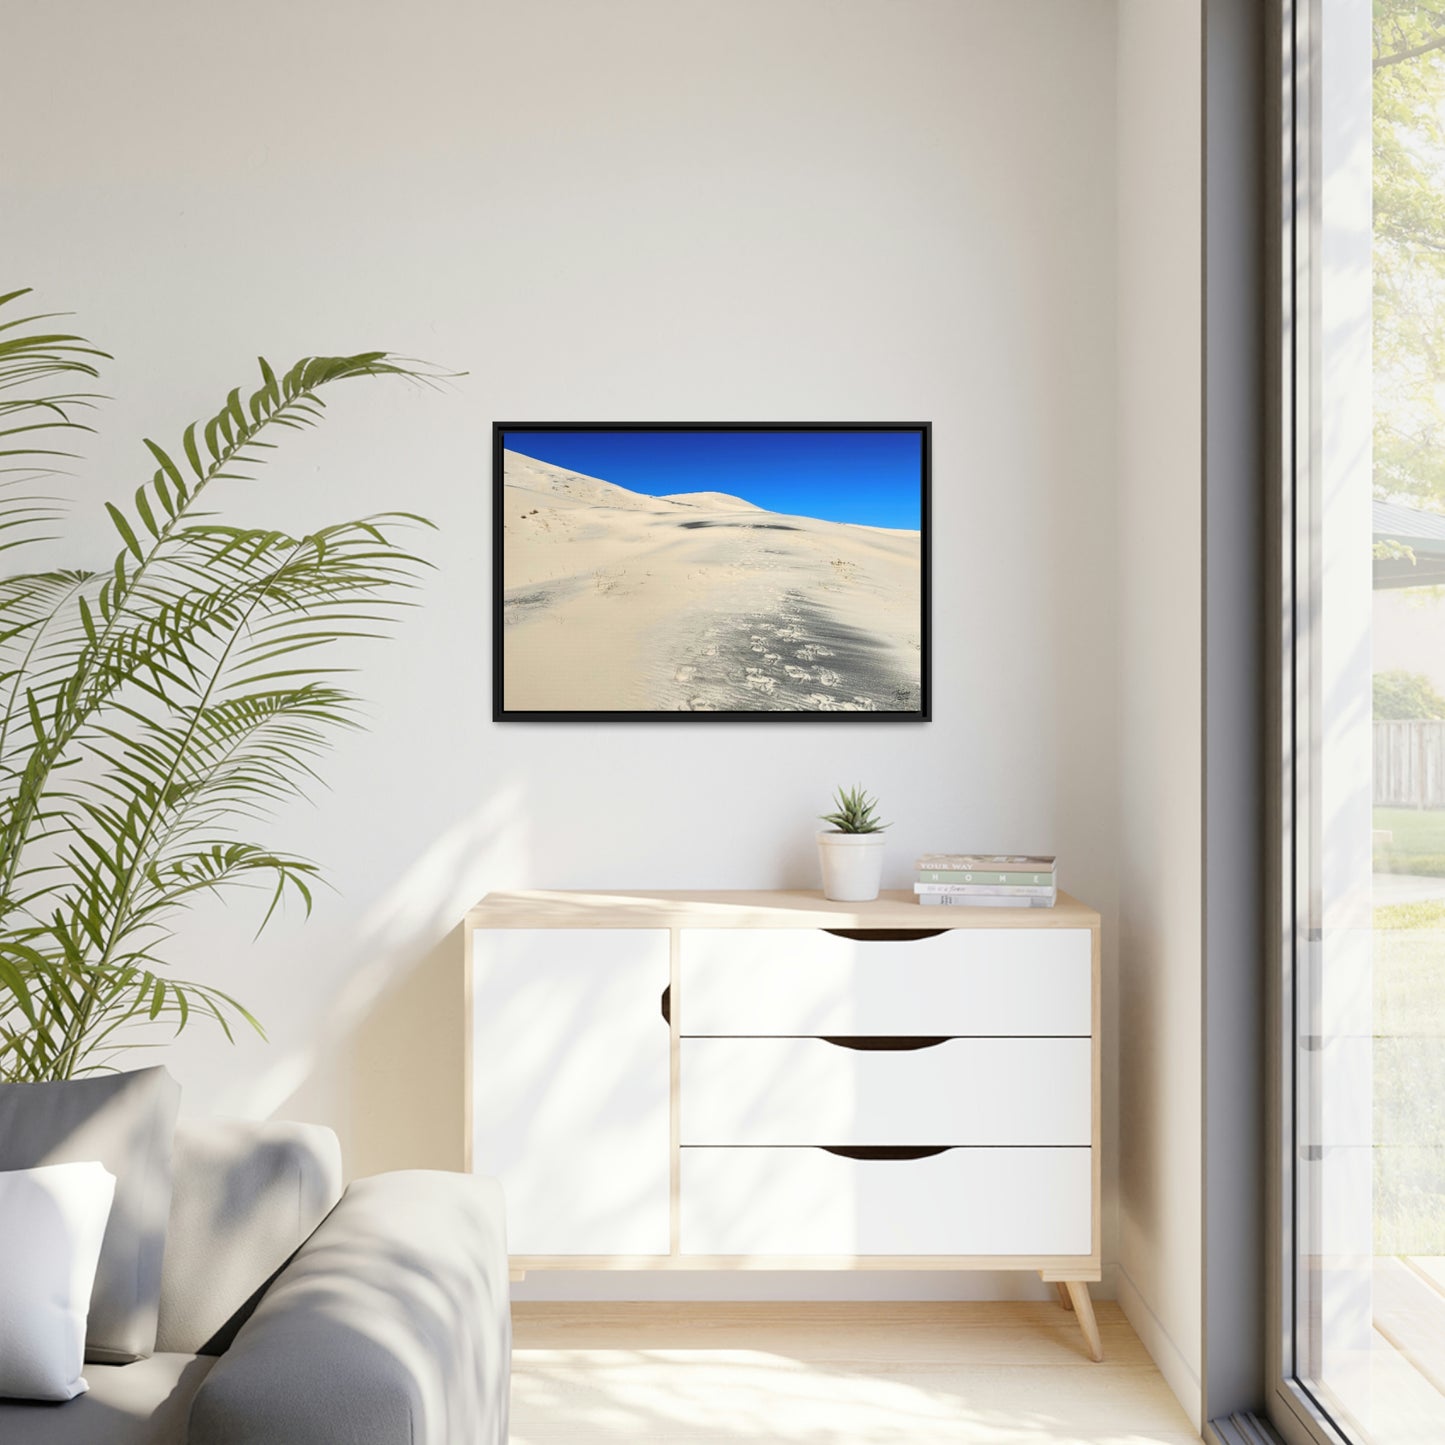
top-left (509, 1269), bottom-right (527, 1284)
top-left (1065, 1280), bottom-right (1103, 1362)
top-left (1055, 1282), bottom-right (1073, 1311)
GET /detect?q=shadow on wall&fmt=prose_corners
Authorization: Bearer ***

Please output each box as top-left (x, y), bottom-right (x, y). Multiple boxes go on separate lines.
top-left (315, 925), bottom-right (468, 1180)
top-left (270, 782), bottom-right (534, 1180)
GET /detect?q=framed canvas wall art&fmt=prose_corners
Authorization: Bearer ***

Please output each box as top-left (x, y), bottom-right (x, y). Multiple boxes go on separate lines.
top-left (493, 423), bottom-right (930, 721)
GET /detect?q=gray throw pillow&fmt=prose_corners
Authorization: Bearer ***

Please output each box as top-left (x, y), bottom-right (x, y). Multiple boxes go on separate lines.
top-left (0, 1067), bottom-right (181, 1363)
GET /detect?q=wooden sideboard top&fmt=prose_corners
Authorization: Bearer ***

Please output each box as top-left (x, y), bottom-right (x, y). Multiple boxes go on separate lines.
top-left (467, 888), bottom-right (1099, 930)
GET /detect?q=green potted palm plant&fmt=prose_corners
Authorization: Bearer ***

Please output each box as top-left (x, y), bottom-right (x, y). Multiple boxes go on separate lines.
top-left (816, 785), bottom-right (888, 901)
top-left (0, 286), bottom-right (435, 1081)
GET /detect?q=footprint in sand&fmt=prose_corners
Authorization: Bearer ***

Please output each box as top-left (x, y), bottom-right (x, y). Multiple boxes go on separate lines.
top-left (675, 665), bottom-right (696, 683)
top-left (784, 665), bottom-right (812, 682)
top-left (809, 694), bottom-right (876, 712)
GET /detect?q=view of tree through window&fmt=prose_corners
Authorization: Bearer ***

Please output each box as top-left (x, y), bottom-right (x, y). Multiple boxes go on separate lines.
top-left (1374, 0), bottom-right (1445, 1272)
top-left (1376, 5), bottom-right (1445, 505)
top-left (1323, 7), bottom-right (1445, 1441)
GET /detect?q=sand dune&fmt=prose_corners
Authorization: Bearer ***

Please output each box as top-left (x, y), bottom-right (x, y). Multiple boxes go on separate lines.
top-left (659, 491), bottom-right (761, 511)
top-left (500, 449), bottom-right (922, 713)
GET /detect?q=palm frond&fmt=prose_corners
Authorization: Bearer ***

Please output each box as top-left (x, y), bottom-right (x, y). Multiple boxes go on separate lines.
top-left (0, 288), bottom-right (107, 513)
top-left (0, 294), bottom-right (442, 1079)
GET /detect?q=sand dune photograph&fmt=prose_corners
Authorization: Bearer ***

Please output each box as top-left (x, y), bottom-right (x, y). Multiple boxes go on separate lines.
top-left (493, 425), bottom-right (929, 718)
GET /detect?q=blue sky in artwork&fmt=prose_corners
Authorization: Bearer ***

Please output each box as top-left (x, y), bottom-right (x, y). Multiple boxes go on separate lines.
top-left (502, 428), bottom-right (924, 530)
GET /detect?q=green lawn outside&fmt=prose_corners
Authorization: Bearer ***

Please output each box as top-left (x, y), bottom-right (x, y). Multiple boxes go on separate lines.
top-left (1375, 805), bottom-right (1445, 875)
top-left (1242, 811), bottom-right (1445, 1249)
top-left (1375, 901), bottom-right (1445, 1251)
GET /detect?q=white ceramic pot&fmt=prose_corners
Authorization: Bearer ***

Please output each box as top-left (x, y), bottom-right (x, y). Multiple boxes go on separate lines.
top-left (816, 831), bottom-right (885, 902)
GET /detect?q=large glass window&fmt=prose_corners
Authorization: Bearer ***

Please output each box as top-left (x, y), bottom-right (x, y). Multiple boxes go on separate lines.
top-left (1288, 3), bottom-right (1445, 1440)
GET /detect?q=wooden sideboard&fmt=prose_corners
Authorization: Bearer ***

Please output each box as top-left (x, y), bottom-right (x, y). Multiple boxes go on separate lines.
top-left (465, 888), bottom-right (1104, 1360)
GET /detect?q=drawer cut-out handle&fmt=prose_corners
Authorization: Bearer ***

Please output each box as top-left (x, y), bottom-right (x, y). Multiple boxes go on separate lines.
top-left (824, 928), bottom-right (947, 942)
top-left (821, 1036), bottom-right (950, 1051)
top-left (660, 985), bottom-right (671, 1026)
top-left (821, 1145), bottom-right (952, 1161)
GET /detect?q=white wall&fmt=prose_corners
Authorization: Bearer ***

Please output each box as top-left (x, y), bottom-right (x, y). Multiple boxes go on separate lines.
top-left (1114, 0), bottom-right (1204, 1427)
top-left (1, 0), bottom-right (1204, 1311)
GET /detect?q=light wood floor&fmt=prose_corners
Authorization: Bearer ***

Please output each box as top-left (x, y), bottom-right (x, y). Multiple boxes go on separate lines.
top-left (511, 1302), bottom-right (1200, 1444)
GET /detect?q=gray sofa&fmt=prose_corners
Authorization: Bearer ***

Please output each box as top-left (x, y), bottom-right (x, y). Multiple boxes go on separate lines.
top-left (0, 1119), bottom-right (511, 1444)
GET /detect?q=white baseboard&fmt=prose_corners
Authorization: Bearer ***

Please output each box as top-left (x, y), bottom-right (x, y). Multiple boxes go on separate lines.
top-left (1115, 1262), bottom-right (1202, 1429)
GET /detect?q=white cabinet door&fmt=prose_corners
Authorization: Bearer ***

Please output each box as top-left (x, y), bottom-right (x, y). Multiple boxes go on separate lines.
top-left (471, 928), bottom-right (671, 1256)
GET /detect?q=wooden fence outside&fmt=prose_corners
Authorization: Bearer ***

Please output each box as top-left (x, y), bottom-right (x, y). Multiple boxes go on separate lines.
top-left (1376, 720), bottom-right (1445, 808)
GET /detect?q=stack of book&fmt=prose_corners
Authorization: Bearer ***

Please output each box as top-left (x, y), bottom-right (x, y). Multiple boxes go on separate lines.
top-left (913, 854), bottom-right (1057, 908)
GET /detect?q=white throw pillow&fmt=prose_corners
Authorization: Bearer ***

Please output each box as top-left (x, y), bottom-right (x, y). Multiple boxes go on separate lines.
top-left (0, 1160), bottom-right (116, 1401)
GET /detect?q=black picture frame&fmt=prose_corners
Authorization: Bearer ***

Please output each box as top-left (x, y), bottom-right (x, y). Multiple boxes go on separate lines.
top-left (492, 422), bottom-right (931, 722)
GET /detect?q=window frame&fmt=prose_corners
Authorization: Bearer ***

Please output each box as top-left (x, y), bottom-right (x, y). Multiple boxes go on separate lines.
top-left (1265, 3), bottom-right (1368, 1441)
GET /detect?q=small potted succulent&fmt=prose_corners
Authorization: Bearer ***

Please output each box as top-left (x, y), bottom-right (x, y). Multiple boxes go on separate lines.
top-left (816, 785), bottom-right (889, 901)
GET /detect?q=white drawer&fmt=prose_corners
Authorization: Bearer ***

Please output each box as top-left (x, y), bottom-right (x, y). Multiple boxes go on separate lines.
top-left (680, 1146), bottom-right (1091, 1256)
top-left (679, 927), bottom-right (1091, 1036)
top-left (680, 1037), bottom-right (1090, 1146)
